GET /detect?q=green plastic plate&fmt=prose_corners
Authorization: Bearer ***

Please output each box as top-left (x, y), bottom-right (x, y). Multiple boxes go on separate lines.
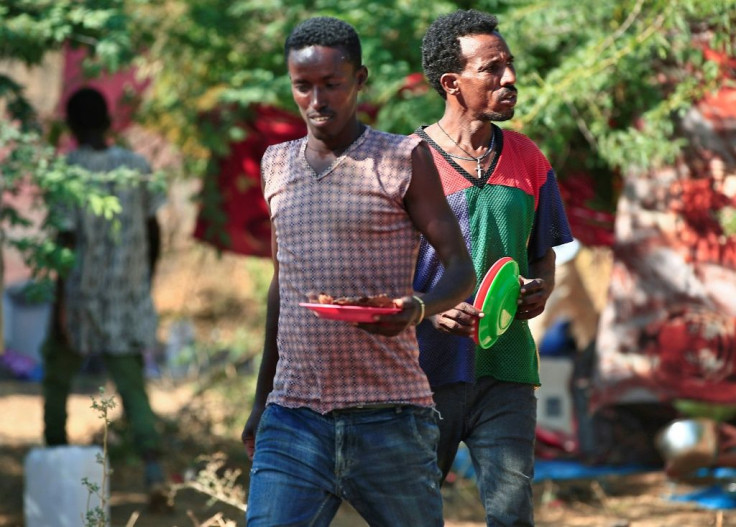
top-left (473, 257), bottom-right (520, 349)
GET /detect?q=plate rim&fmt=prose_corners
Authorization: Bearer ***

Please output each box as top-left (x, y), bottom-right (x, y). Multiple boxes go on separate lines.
top-left (298, 302), bottom-right (401, 313)
top-left (473, 256), bottom-right (513, 312)
top-left (298, 302), bottom-right (401, 322)
top-left (473, 258), bottom-right (519, 347)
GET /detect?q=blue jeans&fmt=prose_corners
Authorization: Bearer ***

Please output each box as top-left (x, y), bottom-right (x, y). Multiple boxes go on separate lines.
top-left (433, 378), bottom-right (536, 527)
top-left (246, 404), bottom-right (443, 526)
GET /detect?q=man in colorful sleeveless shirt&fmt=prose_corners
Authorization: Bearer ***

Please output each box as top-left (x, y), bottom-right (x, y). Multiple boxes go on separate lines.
top-left (241, 16), bottom-right (476, 526)
top-left (413, 10), bottom-right (574, 526)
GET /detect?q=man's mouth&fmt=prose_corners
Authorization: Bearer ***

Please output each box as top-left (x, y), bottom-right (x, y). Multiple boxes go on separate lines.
top-left (499, 87), bottom-right (517, 103)
top-left (309, 114), bottom-right (333, 123)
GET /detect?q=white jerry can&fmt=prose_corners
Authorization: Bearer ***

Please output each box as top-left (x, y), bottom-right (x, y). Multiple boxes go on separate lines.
top-left (24, 445), bottom-right (109, 527)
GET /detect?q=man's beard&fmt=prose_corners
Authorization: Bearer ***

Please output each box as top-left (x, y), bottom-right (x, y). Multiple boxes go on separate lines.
top-left (483, 109), bottom-right (514, 122)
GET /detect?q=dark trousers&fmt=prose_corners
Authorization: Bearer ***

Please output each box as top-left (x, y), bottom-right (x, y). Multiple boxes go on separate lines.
top-left (42, 337), bottom-right (161, 456)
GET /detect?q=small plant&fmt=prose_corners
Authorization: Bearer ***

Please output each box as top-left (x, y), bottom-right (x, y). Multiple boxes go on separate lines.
top-left (173, 452), bottom-right (247, 515)
top-left (82, 388), bottom-right (117, 527)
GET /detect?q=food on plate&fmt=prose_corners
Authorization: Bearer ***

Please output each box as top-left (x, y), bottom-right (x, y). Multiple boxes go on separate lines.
top-left (306, 292), bottom-right (396, 308)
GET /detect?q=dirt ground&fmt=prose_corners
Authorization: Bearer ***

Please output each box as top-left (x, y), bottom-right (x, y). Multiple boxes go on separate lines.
top-left (2, 189), bottom-right (735, 526)
top-left (1, 377), bottom-right (735, 527)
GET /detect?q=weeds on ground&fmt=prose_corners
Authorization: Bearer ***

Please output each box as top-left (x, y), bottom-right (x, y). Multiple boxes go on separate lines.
top-left (83, 388), bottom-right (115, 527)
top-left (87, 388), bottom-right (247, 526)
top-left (172, 452), bottom-right (247, 513)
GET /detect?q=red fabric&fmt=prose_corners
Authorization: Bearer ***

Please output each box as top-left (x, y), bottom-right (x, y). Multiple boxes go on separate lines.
top-left (558, 172), bottom-right (616, 247)
top-left (193, 105), bottom-right (306, 257)
top-left (58, 44), bottom-right (148, 140)
top-left (592, 57), bottom-right (736, 410)
top-left (699, 46), bottom-right (736, 128)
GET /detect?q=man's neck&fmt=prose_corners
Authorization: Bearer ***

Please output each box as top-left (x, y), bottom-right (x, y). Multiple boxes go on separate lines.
top-left (435, 114), bottom-right (492, 151)
top-left (74, 132), bottom-right (108, 151)
top-left (425, 112), bottom-right (499, 179)
top-left (307, 121), bottom-right (365, 157)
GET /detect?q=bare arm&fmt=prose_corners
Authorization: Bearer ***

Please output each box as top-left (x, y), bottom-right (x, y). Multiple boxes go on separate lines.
top-left (146, 216), bottom-right (161, 281)
top-left (52, 230), bottom-right (76, 344)
top-left (364, 142), bottom-right (475, 336)
top-left (517, 247), bottom-right (556, 320)
top-left (406, 142), bottom-right (476, 312)
top-left (241, 194), bottom-right (280, 459)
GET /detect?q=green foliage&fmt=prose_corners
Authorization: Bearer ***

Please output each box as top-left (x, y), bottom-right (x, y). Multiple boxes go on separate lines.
top-left (127, 0), bottom-right (735, 218)
top-left (0, 0), bottom-right (139, 71)
top-left (83, 389), bottom-right (116, 527)
top-left (1, 120), bottom-right (162, 301)
top-left (495, 0), bottom-right (736, 205)
top-left (0, 75), bottom-right (36, 126)
top-left (4, 0), bottom-right (735, 217)
top-left (127, 0), bottom-right (458, 160)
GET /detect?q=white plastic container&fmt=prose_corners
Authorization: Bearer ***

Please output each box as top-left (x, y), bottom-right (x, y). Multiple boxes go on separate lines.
top-left (24, 445), bottom-right (109, 527)
top-left (536, 357), bottom-right (575, 435)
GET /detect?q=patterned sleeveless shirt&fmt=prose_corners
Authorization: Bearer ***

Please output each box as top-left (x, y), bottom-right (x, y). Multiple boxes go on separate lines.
top-left (262, 126), bottom-right (435, 414)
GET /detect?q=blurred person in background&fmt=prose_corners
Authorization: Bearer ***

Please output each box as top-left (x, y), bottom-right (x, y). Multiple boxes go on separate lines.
top-left (42, 86), bottom-right (170, 510)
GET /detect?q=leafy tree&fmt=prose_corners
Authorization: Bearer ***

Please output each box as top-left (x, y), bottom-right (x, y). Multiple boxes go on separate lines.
top-left (3, 0), bottom-right (735, 347)
top-left (501, 0), bottom-right (736, 211)
top-left (126, 0), bottom-right (456, 166)
top-left (127, 0), bottom-right (735, 214)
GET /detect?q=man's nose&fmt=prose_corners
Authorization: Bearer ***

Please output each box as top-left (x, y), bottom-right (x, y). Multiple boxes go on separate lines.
top-left (502, 65), bottom-right (516, 86)
top-left (311, 87), bottom-right (327, 109)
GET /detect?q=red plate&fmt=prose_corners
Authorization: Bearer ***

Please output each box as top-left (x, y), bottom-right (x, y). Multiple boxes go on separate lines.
top-left (299, 303), bottom-right (401, 323)
top-left (473, 257), bottom-right (513, 313)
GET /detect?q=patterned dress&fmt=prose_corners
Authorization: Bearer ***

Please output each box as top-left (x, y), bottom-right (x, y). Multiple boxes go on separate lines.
top-left (60, 146), bottom-right (165, 355)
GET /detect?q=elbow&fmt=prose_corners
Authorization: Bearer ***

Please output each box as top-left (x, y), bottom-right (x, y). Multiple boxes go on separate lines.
top-left (460, 259), bottom-right (477, 298)
top-left (466, 265), bottom-right (477, 297)
top-left (439, 250), bottom-right (476, 302)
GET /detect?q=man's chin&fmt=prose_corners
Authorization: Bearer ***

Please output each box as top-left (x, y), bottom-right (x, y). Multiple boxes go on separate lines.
top-left (486, 110), bottom-right (514, 122)
top-left (307, 125), bottom-right (334, 142)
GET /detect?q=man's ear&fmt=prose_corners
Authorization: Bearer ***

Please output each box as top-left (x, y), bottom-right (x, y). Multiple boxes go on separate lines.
top-left (356, 65), bottom-right (369, 90)
top-left (440, 72), bottom-right (459, 97)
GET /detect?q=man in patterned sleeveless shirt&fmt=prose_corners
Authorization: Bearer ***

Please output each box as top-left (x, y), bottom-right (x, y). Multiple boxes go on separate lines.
top-left (241, 16), bottom-right (476, 527)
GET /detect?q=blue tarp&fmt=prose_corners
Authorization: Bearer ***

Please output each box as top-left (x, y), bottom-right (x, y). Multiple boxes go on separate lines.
top-left (533, 459), bottom-right (654, 482)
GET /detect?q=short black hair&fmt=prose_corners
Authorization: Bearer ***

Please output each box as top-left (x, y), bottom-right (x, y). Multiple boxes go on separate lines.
top-left (65, 87), bottom-right (111, 132)
top-left (285, 16), bottom-right (362, 71)
top-left (422, 10), bottom-right (499, 99)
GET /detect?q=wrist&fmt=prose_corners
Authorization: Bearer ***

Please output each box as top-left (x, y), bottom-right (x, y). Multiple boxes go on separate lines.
top-left (412, 295), bottom-right (425, 325)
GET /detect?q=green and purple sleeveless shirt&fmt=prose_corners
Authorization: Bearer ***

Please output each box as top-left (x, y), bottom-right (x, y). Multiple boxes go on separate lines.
top-left (413, 125), bottom-right (573, 388)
